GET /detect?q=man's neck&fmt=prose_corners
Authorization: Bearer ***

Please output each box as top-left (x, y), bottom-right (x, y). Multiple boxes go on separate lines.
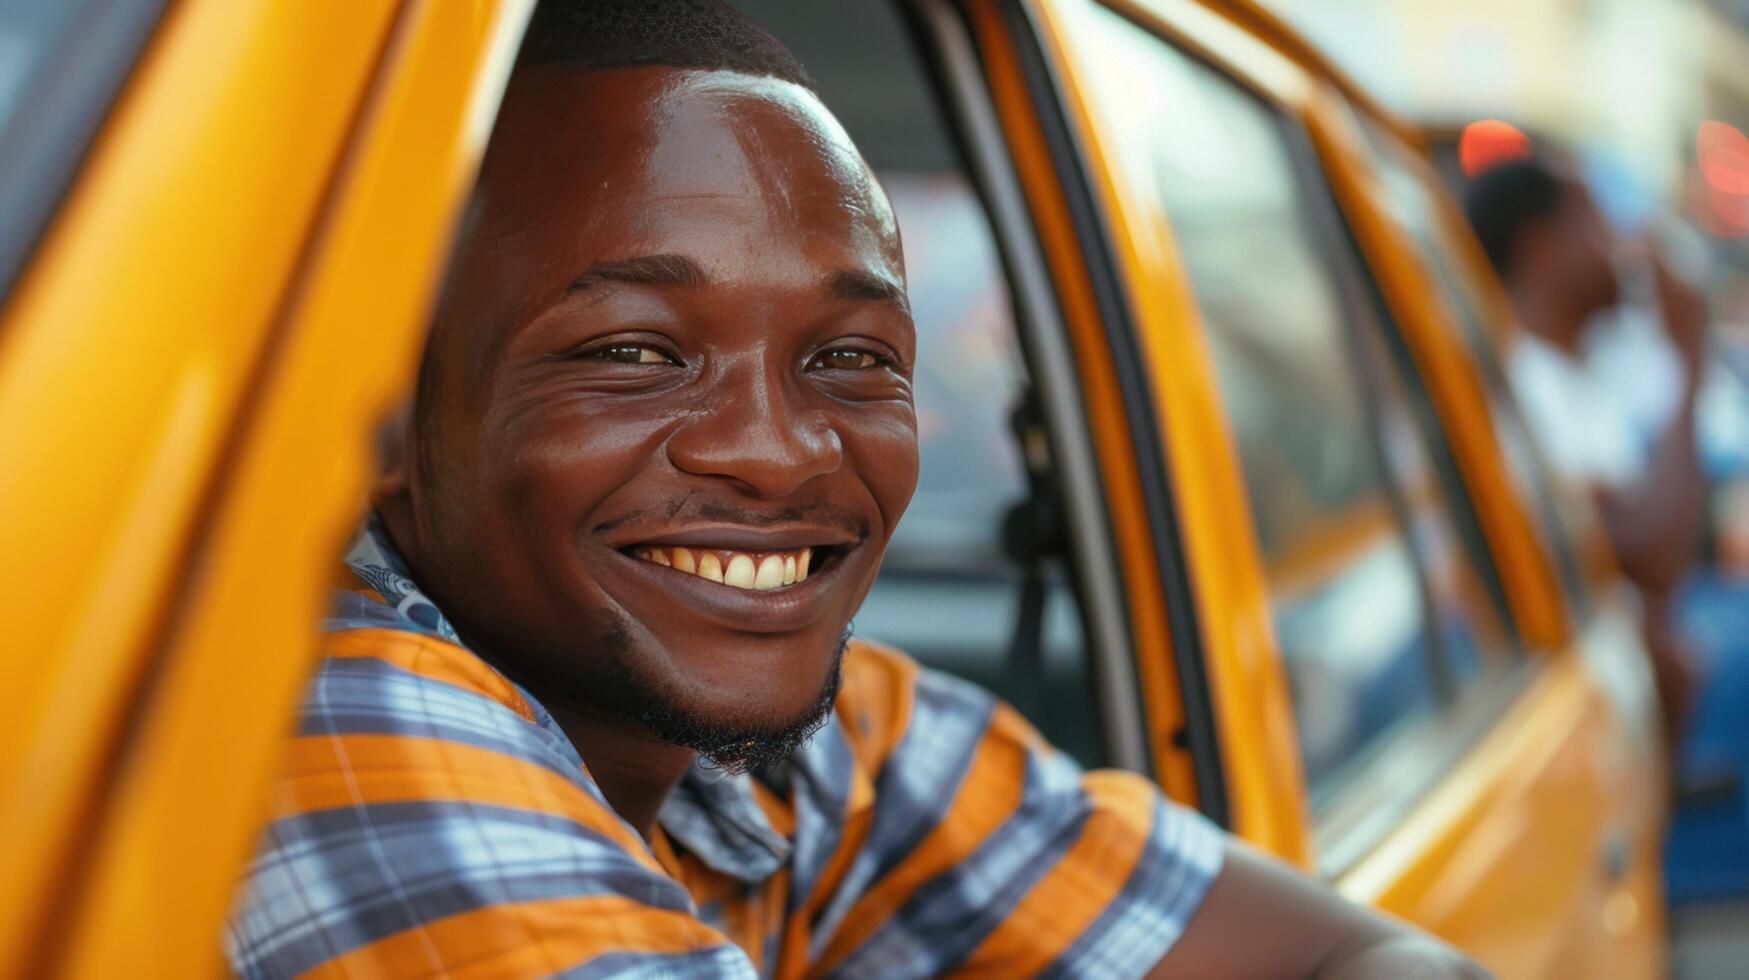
top-left (540, 700), bottom-right (696, 841)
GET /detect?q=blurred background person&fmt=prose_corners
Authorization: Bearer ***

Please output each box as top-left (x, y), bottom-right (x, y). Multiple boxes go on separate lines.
top-left (1464, 150), bottom-right (1749, 956)
top-left (1463, 156), bottom-right (1710, 740)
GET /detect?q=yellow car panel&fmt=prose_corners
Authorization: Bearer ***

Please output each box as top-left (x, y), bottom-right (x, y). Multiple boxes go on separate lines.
top-left (53, 2), bottom-right (534, 974)
top-left (0, 0), bottom-right (530, 974)
top-left (1020, 0), bottom-right (1316, 863)
top-left (0, 1), bottom-right (403, 970)
top-left (1336, 649), bottom-right (1664, 978)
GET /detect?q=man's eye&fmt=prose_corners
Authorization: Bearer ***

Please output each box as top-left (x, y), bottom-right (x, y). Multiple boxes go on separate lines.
top-left (589, 344), bottom-right (675, 365)
top-left (810, 348), bottom-right (883, 370)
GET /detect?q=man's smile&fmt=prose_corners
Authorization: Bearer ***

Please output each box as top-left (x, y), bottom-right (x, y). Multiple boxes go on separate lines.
top-left (584, 517), bottom-right (866, 633)
top-left (629, 545), bottom-right (815, 589)
top-left (601, 542), bottom-right (857, 634)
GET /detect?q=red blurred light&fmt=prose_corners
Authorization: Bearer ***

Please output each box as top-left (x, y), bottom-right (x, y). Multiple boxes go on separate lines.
top-left (1698, 120), bottom-right (1749, 196)
top-left (1709, 184), bottom-right (1749, 236)
top-left (1692, 172), bottom-right (1749, 238)
top-left (1458, 119), bottom-right (1532, 176)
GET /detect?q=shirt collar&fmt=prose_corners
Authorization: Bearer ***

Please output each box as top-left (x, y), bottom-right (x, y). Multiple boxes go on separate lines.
top-left (333, 516), bottom-right (792, 882)
top-left (336, 514), bottom-right (463, 641)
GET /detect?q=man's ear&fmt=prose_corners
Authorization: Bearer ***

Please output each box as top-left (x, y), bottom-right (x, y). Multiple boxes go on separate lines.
top-left (371, 399), bottom-right (416, 501)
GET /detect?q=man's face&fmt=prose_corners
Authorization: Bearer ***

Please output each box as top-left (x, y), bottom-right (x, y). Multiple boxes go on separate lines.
top-left (384, 65), bottom-right (918, 762)
top-left (1547, 182), bottom-right (1621, 317)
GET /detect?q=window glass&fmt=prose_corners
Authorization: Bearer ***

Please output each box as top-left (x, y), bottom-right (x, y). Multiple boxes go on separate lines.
top-left (1069, 4), bottom-right (1445, 800)
top-left (734, 0), bottom-right (1106, 767)
top-left (0, 1), bottom-right (166, 295)
top-left (1356, 302), bottom-right (1521, 686)
top-left (1361, 132), bottom-right (1592, 611)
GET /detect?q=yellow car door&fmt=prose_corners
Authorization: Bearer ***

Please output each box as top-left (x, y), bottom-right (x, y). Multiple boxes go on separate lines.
top-left (963, 0), bottom-right (1669, 975)
top-left (0, 1), bottom-right (532, 974)
top-left (1331, 114), bottom-right (1669, 977)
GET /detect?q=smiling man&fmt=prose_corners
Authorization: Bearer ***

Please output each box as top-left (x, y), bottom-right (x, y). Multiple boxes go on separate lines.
top-left (225, 2), bottom-right (1486, 977)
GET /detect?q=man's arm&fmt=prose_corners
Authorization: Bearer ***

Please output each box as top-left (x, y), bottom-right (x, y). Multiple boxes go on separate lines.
top-left (1592, 253), bottom-right (1709, 734)
top-left (1595, 252), bottom-right (1709, 599)
top-left (1151, 843), bottom-right (1491, 979)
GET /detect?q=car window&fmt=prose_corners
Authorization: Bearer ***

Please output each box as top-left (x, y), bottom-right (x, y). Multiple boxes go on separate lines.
top-left (1360, 132), bottom-right (1592, 613)
top-left (1350, 283), bottom-right (1523, 687)
top-left (734, 0), bottom-right (1107, 767)
top-left (0, 1), bottom-right (167, 299)
top-left (1068, 3), bottom-right (1451, 802)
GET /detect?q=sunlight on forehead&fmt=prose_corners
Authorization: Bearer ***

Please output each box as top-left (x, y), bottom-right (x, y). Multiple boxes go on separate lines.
top-left (652, 70), bottom-right (898, 247)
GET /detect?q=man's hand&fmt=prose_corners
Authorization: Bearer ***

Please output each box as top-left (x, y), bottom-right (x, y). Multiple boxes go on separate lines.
top-left (1148, 843), bottom-right (1493, 979)
top-left (1649, 251), bottom-right (1708, 378)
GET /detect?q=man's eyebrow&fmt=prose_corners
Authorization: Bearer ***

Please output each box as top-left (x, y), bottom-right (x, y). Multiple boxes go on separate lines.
top-left (569, 254), bottom-right (707, 291)
top-left (829, 269), bottom-right (911, 314)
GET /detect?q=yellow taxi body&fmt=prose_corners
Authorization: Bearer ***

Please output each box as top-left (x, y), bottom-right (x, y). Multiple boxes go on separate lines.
top-left (0, 0), bottom-right (1665, 977)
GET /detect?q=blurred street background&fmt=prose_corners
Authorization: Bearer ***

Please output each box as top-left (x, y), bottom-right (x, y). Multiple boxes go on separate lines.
top-left (1267, 1), bottom-right (1749, 974)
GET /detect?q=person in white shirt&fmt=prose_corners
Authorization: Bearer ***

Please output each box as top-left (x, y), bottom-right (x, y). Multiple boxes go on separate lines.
top-left (1465, 156), bottom-right (1708, 740)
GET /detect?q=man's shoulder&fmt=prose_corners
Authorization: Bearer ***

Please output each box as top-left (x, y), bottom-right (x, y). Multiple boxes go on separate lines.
top-left (233, 628), bottom-right (695, 980)
top-left (313, 624), bottom-right (540, 722)
top-left (271, 624), bottom-right (648, 861)
top-left (292, 625), bottom-right (591, 792)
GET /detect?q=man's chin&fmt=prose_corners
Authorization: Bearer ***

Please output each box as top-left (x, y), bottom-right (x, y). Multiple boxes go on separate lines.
top-left (584, 628), bottom-right (849, 775)
top-left (634, 651), bottom-right (846, 775)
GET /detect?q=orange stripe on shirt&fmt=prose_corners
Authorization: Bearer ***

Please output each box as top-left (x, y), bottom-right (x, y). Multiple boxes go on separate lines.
top-left (768, 644), bottom-right (920, 976)
top-left (276, 732), bottom-right (661, 873)
top-left (960, 768), bottom-right (1159, 974)
top-left (299, 893), bottom-right (733, 980)
top-left (837, 641), bottom-right (919, 775)
top-left (811, 708), bottom-right (1030, 973)
top-left (320, 627), bottom-right (538, 722)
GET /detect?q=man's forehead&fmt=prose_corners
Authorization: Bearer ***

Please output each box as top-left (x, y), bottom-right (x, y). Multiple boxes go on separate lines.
top-left (485, 64), bottom-right (899, 260)
top-left (431, 63), bottom-right (909, 392)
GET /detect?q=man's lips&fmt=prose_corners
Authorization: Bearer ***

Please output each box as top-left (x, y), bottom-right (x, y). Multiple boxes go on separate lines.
top-left (607, 522), bottom-right (859, 553)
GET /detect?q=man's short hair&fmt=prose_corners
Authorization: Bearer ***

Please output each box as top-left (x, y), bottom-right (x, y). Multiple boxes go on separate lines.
top-left (1463, 157), bottom-right (1568, 277)
top-left (518, 0), bottom-right (814, 90)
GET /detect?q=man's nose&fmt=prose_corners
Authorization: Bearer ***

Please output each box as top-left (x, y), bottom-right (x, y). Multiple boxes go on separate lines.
top-left (665, 357), bottom-right (843, 498)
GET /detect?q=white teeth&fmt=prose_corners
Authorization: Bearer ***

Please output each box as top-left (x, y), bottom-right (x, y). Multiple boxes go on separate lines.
top-left (724, 554), bottom-right (757, 588)
top-left (632, 545), bottom-right (823, 592)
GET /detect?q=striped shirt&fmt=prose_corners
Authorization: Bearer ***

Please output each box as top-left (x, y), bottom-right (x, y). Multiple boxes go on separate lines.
top-left (226, 522), bottom-right (1224, 977)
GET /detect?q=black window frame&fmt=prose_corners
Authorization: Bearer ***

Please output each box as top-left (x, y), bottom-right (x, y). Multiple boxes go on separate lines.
top-left (973, 0), bottom-right (1234, 824)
